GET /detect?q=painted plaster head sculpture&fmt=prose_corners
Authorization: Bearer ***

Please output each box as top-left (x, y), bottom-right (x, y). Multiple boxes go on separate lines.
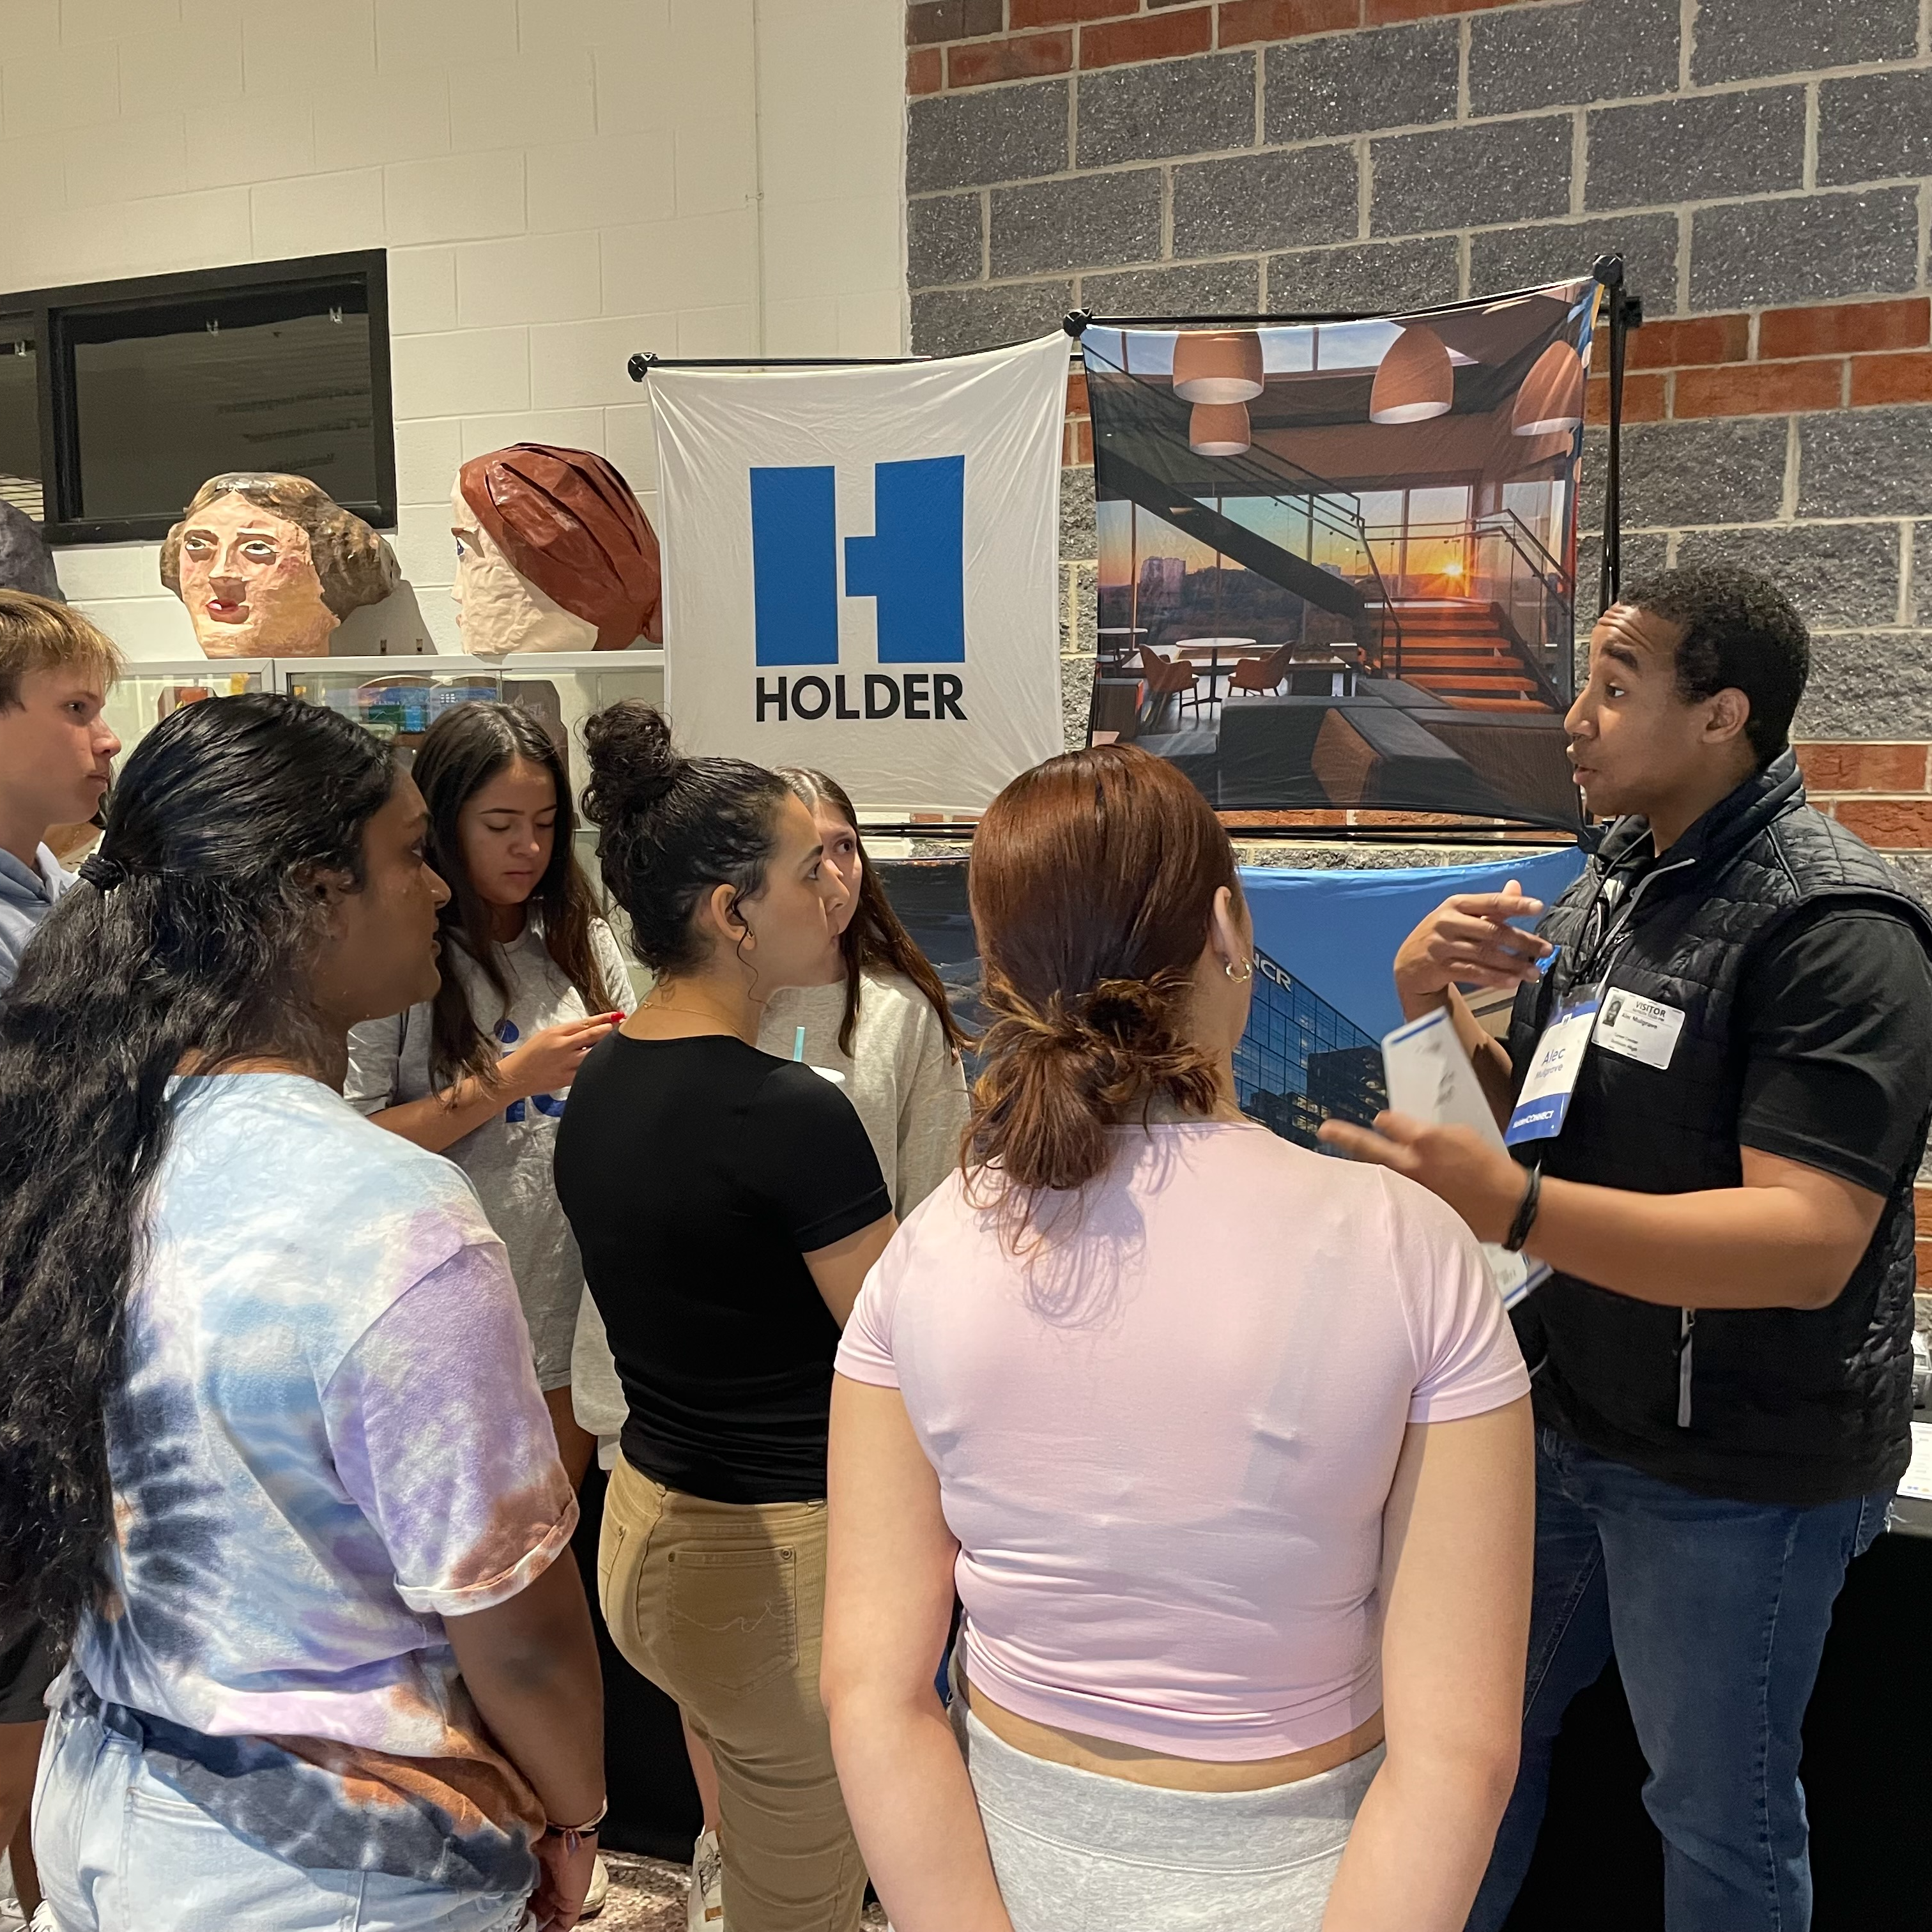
top-left (0, 502), bottom-right (63, 601)
top-left (160, 473), bottom-right (398, 658)
top-left (453, 443), bottom-right (662, 657)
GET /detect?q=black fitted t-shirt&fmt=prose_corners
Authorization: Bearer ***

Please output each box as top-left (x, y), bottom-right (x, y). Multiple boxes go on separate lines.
top-left (555, 1033), bottom-right (891, 1503)
top-left (1731, 906), bottom-right (1932, 1195)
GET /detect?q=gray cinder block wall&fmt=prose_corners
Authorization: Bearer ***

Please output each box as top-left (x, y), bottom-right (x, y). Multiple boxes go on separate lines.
top-left (905, 0), bottom-right (1932, 865)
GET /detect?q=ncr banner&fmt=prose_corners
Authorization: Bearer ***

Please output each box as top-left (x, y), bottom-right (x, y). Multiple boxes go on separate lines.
top-left (651, 334), bottom-right (1068, 817)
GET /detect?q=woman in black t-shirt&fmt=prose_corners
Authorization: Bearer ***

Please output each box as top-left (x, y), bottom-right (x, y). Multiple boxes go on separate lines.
top-left (555, 703), bottom-right (894, 1932)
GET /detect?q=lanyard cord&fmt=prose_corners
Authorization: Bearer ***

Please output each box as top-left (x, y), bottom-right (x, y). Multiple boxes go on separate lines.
top-left (1571, 852), bottom-right (1696, 988)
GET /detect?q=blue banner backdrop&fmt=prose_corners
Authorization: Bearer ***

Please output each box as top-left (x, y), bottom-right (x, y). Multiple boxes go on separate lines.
top-left (874, 846), bottom-right (1585, 1156)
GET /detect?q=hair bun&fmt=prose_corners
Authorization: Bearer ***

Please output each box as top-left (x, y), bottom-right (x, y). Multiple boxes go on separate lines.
top-left (1075, 977), bottom-right (1169, 1044)
top-left (583, 700), bottom-right (681, 819)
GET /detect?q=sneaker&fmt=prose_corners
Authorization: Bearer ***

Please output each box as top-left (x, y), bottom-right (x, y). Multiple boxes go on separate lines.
top-left (687, 1827), bottom-right (725, 1932)
top-left (578, 1850), bottom-right (610, 1919)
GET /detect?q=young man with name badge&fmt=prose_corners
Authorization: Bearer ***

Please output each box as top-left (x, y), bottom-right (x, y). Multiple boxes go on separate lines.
top-left (1322, 564), bottom-right (1932, 1932)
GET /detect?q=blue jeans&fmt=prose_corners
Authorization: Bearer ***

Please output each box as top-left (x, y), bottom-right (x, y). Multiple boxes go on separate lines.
top-left (1468, 1428), bottom-right (1892, 1932)
top-left (31, 1694), bottom-right (532, 1932)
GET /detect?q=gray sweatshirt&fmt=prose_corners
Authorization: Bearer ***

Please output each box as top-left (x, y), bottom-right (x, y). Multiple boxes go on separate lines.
top-left (0, 844), bottom-right (73, 990)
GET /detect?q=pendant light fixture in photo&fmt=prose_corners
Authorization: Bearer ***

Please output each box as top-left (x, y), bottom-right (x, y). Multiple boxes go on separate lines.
top-left (1368, 323), bottom-right (1453, 424)
top-left (1512, 340), bottom-right (1587, 436)
top-left (1172, 330), bottom-right (1264, 403)
top-left (1189, 401), bottom-right (1251, 456)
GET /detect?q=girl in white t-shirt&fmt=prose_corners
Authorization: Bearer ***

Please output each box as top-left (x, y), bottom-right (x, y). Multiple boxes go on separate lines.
top-left (347, 701), bottom-right (629, 1483)
top-left (757, 765), bottom-right (969, 1213)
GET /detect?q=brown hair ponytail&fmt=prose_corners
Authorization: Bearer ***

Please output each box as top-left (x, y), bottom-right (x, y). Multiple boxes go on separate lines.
top-left (967, 744), bottom-right (1239, 1229)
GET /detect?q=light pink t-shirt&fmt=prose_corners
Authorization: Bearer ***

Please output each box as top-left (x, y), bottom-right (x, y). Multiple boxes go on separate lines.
top-left (835, 1119), bottom-right (1529, 1760)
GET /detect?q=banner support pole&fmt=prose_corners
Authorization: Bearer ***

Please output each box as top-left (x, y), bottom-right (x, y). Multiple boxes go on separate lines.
top-left (1592, 254), bottom-right (1643, 617)
top-left (627, 352), bottom-right (927, 378)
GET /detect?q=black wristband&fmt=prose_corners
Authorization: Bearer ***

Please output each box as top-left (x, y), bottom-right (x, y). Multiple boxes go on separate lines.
top-left (1503, 1162), bottom-right (1542, 1254)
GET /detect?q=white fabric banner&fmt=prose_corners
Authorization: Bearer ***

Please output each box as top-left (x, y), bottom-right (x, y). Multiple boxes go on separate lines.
top-left (652, 333), bottom-right (1067, 816)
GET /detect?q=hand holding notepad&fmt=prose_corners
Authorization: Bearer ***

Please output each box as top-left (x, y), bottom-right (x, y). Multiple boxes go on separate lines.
top-left (1373, 1008), bottom-right (1549, 1310)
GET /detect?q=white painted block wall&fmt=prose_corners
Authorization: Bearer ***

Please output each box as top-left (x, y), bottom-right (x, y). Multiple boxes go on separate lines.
top-left (1, 0), bottom-right (907, 659)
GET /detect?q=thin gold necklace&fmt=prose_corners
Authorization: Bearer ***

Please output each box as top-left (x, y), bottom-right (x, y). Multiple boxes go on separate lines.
top-left (638, 985), bottom-right (754, 1040)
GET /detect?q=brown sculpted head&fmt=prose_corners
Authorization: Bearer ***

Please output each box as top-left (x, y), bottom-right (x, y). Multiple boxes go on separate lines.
top-left (454, 444), bottom-right (662, 656)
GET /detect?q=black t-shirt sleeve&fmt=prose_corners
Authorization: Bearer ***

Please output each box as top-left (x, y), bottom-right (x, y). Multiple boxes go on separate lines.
top-left (740, 1063), bottom-right (893, 1252)
top-left (1734, 907), bottom-right (1932, 1195)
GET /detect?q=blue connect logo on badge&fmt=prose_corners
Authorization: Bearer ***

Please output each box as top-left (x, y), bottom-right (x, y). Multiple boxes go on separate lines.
top-left (748, 455), bottom-right (967, 725)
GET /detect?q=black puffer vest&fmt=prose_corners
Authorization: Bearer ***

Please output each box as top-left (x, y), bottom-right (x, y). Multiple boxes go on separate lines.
top-left (1506, 752), bottom-right (1932, 1506)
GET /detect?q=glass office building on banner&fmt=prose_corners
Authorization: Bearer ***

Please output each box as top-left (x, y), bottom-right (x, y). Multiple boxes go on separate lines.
top-left (1234, 948), bottom-right (1386, 1153)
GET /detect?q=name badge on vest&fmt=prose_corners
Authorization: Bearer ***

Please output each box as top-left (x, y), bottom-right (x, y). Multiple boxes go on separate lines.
top-left (1592, 990), bottom-right (1685, 1070)
top-left (1505, 992), bottom-right (1600, 1146)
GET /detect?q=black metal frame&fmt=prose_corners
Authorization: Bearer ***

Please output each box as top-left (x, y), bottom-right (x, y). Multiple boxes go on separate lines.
top-left (1593, 254), bottom-right (1640, 615)
top-left (1058, 259), bottom-right (1642, 847)
top-left (2, 249), bottom-right (395, 544)
top-left (1067, 254), bottom-right (1641, 619)
top-left (629, 351), bottom-right (927, 377)
top-left (626, 279), bottom-right (1639, 845)
top-left (1062, 261), bottom-right (1643, 337)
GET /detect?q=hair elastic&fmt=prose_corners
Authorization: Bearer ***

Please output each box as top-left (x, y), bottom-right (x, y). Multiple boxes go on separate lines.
top-left (77, 850), bottom-right (127, 893)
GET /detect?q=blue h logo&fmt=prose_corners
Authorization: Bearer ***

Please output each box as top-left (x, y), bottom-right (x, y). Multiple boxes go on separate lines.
top-left (751, 456), bottom-right (965, 668)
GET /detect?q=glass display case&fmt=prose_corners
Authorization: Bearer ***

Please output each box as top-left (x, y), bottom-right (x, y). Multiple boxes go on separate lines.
top-left (275, 654), bottom-right (664, 789)
top-left (102, 659), bottom-right (272, 767)
top-left (107, 654), bottom-right (663, 771)
top-left (278, 654), bottom-right (665, 969)
top-left (100, 654), bottom-right (664, 973)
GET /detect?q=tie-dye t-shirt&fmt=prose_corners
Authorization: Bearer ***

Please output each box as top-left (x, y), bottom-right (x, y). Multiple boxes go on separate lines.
top-left (72, 1072), bottom-right (578, 1891)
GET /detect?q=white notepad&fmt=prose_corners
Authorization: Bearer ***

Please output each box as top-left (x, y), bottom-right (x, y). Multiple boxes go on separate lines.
top-left (1900, 1421), bottom-right (1932, 1502)
top-left (1381, 1008), bottom-right (1550, 1311)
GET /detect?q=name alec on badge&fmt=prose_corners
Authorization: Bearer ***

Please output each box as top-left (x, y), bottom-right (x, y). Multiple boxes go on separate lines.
top-left (1593, 990), bottom-right (1686, 1071)
top-left (1504, 993), bottom-right (1598, 1146)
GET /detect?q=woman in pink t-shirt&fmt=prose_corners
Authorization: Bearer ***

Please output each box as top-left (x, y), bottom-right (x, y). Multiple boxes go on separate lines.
top-left (822, 745), bottom-right (1534, 1932)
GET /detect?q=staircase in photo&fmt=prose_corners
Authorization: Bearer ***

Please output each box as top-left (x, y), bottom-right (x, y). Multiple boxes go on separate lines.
top-left (1376, 597), bottom-right (1556, 713)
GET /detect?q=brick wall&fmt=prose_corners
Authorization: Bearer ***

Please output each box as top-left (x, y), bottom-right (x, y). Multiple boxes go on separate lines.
top-left (906, 1), bottom-right (1932, 816)
top-left (910, 0), bottom-right (1932, 1257)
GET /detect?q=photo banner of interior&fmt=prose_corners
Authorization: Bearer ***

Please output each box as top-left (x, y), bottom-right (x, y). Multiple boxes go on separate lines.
top-left (1075, 272), bottom-right (1613, 836)
top-left (875, 846), bottom-right (1584, 1159)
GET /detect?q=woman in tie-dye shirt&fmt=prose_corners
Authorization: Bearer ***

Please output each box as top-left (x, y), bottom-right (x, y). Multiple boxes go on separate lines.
top-left (0, 695), bottom-right (604, 1932)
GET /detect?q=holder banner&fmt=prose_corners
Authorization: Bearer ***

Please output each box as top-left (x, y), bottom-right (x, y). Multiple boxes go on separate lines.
top-left (875, 846), bottom-right (1585, 1153)
top-left (652, 335), bottom-right (1069, 816)
top-left (1082, 282), bottom-right (1596, 831)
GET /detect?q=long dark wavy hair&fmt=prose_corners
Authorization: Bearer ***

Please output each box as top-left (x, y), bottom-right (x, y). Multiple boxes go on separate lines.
top-left (412, 702), bottom-right (620, 1087)
top-left (0, 693), bottom-right (396, 1647)
top-left (775, 766), bottom-right (967, 1061)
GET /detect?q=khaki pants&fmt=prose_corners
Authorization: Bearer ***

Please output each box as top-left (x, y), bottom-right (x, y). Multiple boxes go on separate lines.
top-left (598, 1455), bottom-right (866, 1932)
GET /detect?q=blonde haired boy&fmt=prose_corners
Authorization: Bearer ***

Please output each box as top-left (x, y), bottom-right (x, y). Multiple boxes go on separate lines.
top-left (0, 591), bottom-right (122, 986)
top-left (0, 590), bottom-right (119, 1928)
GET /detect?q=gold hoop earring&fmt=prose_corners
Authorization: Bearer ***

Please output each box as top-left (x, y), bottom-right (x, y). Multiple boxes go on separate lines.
top-left (1224, 957), bottom-right (1254, 983)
